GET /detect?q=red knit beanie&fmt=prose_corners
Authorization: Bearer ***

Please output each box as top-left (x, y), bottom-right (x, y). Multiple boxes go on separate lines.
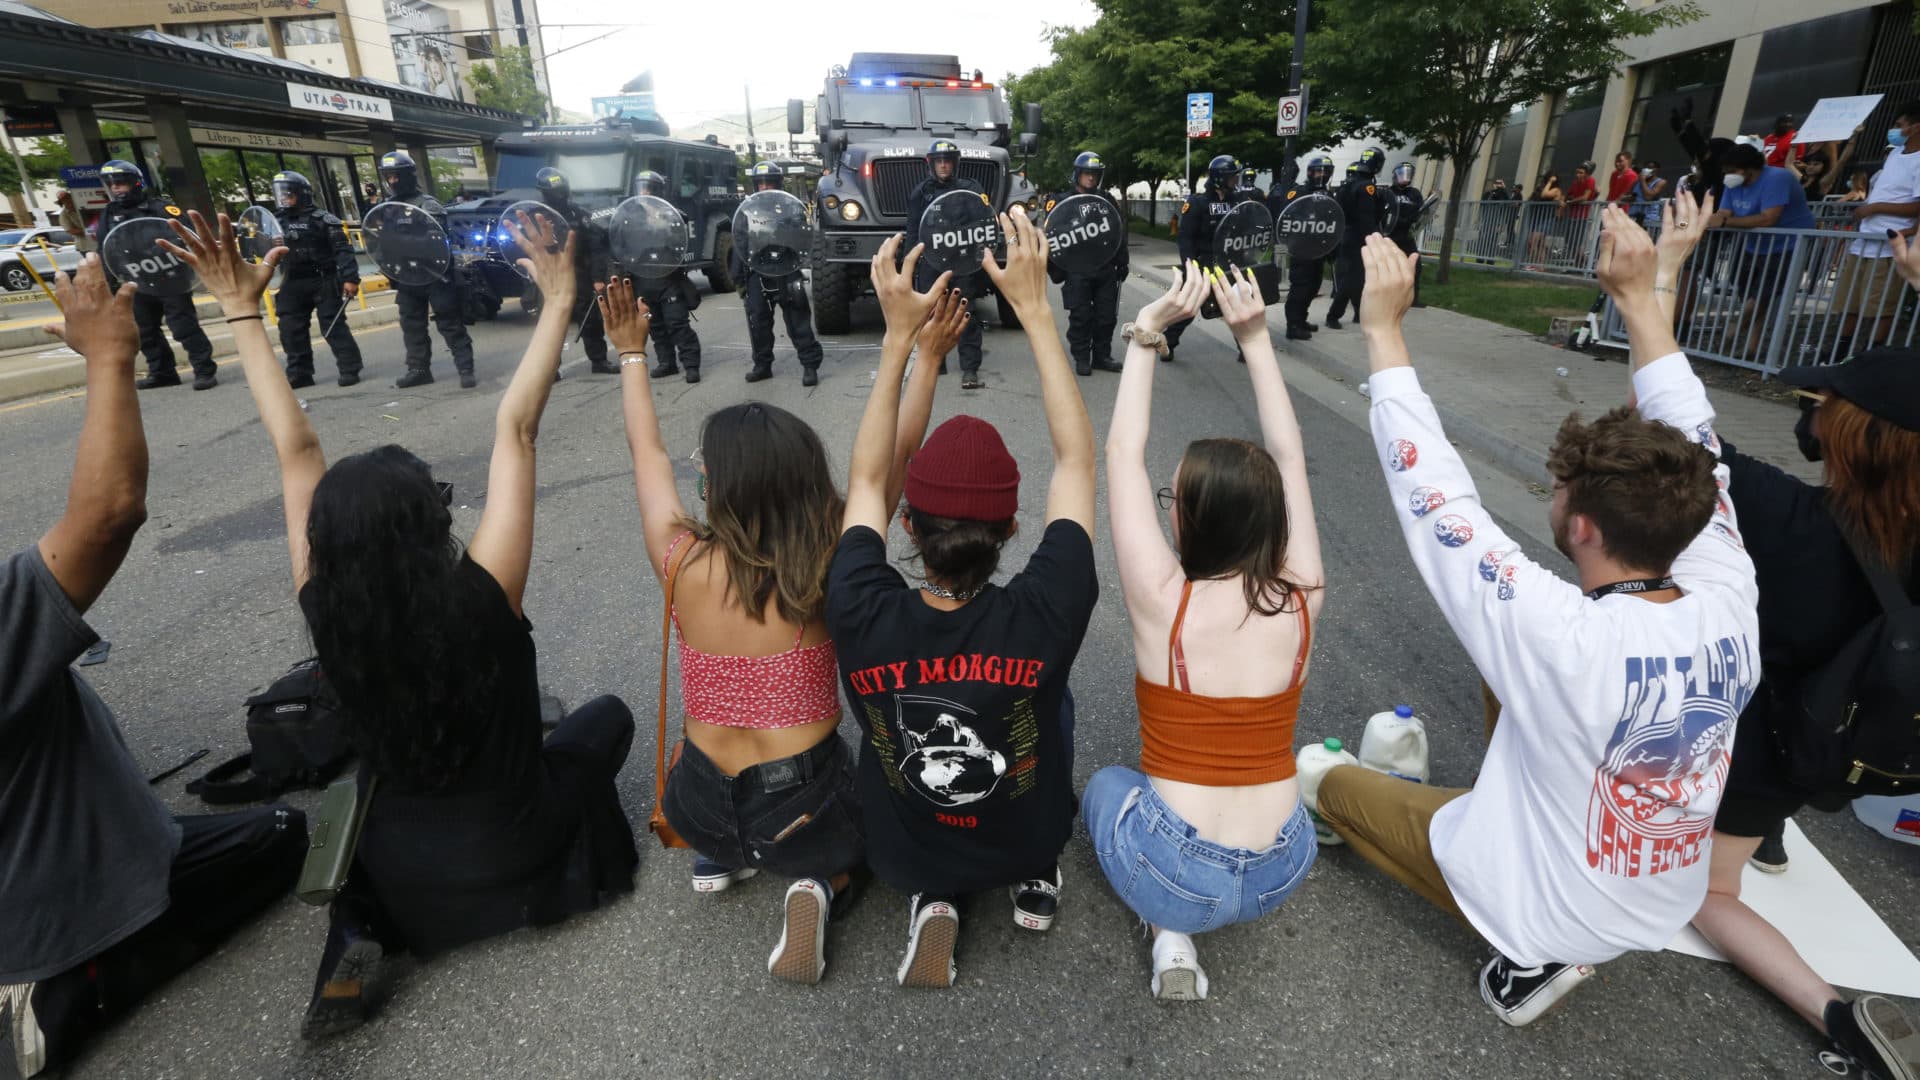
top-left (904, 415), bottom-right (1021, 521)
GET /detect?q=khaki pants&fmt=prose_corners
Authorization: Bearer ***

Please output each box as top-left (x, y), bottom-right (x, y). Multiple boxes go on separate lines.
top-left (1317, 764), bottom-right (1470, 923)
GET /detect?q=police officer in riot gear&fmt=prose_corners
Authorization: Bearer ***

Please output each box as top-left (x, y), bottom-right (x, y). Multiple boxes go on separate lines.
top-left (94, 159), bottom-right (218, 390)
top-left (631, 170), bottom-right (704, 384)
top-left (1384, 162), bottom-right (1427, 308)
top-left (535, 167), bottom-right (617, 374)
top-left (1240, 166), bottom-right (1266, 204)
top-left (1047, 151), bottom-right (1129, 375)
top-left (1273, 154), bottom-right (1334, 341)
top-left (731, 162), bottom-right (824, 385)
top-left (379, 151), bottom-right (476, 389)
top-left (1163, 153), bottom-right (1241, 362)
top-left (905, 138), bottom-right (987, 388)
top-left (270, 171), bottom-right (364, 388)
top-left (1325, 147), bottom-right (1388, 329)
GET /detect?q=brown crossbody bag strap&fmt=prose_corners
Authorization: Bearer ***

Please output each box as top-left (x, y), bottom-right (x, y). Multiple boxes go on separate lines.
top-left (648, 540), bottom-right (692, 848)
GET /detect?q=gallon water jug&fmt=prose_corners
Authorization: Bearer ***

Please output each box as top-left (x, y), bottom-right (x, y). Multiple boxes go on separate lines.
top-left (1360, 704), bottom-right (1430, 784)
top-left (1852, 793), bottom-right (1920, 846)
top-left (1296, 737), bottom-right (1360, 845)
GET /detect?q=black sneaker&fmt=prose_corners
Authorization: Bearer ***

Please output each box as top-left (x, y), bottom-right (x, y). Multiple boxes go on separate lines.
top-left (458, 371), bottom-right (478, 390)
top-left (649, 358), bottom-right (679, 379)
top-left (191, 372), bottom-right (219, 391)
top-left (1010, 867), bottom-right (1062, 932)
top-left (301, 929), bottom-right (384, 1041)
top-left (1478, 953), bottom-right (1594, 1026)
top-left (896, 894), bottom-right (959, 988)
top-left (395, 369), bottom-right (433, 389)
top-left (1, 982), bottom-right (47, 1078)
top-left (1827, 996), bottom-right (1920, 1080)
top-left (337, 373), bottom-right (361, 387)
top-left (801, 367), bottom-right (819, 387)
top-left (288, 372), bottom-right (316, 389)
top-left (691, 855), bottom-right (758, 894)
top-left (136, 372), bottom-right (182, 390)
top-left (1750, 825), bottom-right (1789, 874)
top-left (744, 365), bottom-right (773, 383)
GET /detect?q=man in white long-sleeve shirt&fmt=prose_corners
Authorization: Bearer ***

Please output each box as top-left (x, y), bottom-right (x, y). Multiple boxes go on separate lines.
top-left (1308, 205), bottom-right (1760, 1026)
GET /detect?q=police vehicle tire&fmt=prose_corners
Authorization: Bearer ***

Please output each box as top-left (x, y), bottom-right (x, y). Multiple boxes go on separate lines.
top-left (2, 264), bottom-right (31, 292)
top-left (811, 260), bottom-right (853, 335)
top-left (995, 290), bottom-right (1023, 331)
top-left (704, 231), bottom-right (736, 293)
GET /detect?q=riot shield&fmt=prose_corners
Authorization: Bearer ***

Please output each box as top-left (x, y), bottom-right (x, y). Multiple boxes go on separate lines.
top-left (235, 206), bottom-right (283, 264)
top-left (608, 195), bottom-right (691, 280)
top-left (101, 217), bottom-right (197, 297)
top-left (1275, 193), bottom-right (1345, 261)
top-left (1212, 201), bottom-right (1276, 270)
top-left (918, 189), bottom-right (999, 276)
top-left (1042, 193), bottom-right (1124, 275)
top-left (496, 200), bottom-right (570, 278)
top-left (730, 190), bottom-right (811, 278)
top-left (362, 201), bottom-right (451, 287)
top-left (1412, 193), bottom-right (1442, 236)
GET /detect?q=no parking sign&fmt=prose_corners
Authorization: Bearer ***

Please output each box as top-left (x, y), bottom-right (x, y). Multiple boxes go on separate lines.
top-left (1276, 90), bottom-right (1308, 137)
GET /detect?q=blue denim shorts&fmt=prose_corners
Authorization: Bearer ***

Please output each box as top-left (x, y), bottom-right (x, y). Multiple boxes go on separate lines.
top-left (1081, 765), bottom-right (1318, 935)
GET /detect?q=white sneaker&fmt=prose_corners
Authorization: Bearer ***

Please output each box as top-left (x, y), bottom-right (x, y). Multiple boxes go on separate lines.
top-left (2, 982), bottom-right (47, 1078)
top-left (692, 855), bottom-right (759, 894)
top-left (896, 895), bottom-right (959, 989)
top-left (1009, 867), bottom-right (1062, 932)
top-left (1150, 931), bottom-right (1209, 1001)
top-left (767, 879), bottom-right (830, 985)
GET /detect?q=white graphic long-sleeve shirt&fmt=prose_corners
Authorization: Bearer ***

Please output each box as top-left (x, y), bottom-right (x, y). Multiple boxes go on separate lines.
top-left (1368, 355), bottom-right (1759, 967)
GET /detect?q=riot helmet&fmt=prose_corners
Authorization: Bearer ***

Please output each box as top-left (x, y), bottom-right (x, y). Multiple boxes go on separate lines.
top-left (1305, 155), bottom-right (1334, 186)
top-left (1242, 166), bottom-right (1259, 188)
top-left (534, 167), bottom-right (571, 204)
top-left (632, 171), bottom-right (669, 198)
top-left (378, 151), bottom-right (420, 199)
top-left (1392, 162), bottom-right (1415, 186)
top-left (749, 161), bottom-right (785, 192)
top-left (1358, 147), bottom-right (1387, 175)
top-left (926, 139), bottom-right (961, 181)
top-left (1071, 150), bottom-right (1106, 192)
top-left (1206, 154), bottom-right (1240, 194)
top-left (272, 171), bottom-right (314, 209)
top-left (98, 159), bottom-right (146, 208)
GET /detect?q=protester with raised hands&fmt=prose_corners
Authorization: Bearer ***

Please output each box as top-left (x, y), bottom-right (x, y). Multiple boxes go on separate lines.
top-left (1301, 202), bottom-right (1758, 1027)
top-left (158, 210), bottom-right (638, 1038)
top-left (0, 255), bottom-right (308, 1080)
top-left (599, 274), bottom-right (942, 985)
top-left (1082, 261), bottom-right (1325, 1001)
top-left (826, 209), bottom-right (1099, 989)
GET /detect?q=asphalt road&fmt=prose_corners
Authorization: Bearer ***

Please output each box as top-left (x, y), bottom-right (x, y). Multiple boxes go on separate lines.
top-left (2, 265), bottom-right (1914, 1080)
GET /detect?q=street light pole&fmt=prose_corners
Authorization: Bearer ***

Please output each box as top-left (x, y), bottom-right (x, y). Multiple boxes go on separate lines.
top-left (744, 85), bottom-right (757, 166)
top-left (1282, 0), bottom-right (1309, 183)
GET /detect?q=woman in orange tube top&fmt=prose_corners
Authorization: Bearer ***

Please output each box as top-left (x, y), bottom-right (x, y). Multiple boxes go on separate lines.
top-left (602, 279), bottom-right (862, 986)
top-left (1083, 264), bottom-right (1325, 1001)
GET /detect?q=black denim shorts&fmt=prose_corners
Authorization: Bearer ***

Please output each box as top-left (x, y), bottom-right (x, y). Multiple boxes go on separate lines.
top-left (661, 731), bottom-right (865, 880)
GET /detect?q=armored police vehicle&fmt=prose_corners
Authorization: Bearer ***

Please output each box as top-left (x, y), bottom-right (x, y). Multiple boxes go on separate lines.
top-left (447, 118), bottom-right (742, 318)
top-left (788, 52), bottom-right (1041, 332)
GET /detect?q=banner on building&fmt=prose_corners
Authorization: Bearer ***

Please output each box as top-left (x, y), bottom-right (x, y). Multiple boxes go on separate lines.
top-left (385, 0), bottom-right (464, 102)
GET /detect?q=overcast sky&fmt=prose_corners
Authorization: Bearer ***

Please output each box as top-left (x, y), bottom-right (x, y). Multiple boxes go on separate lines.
top-left (534, 0), bottom-right (1098, 127)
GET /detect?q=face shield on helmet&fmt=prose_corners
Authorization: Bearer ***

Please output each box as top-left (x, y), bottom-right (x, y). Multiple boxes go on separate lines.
top-left (1306, 156), bottom-right (1333, 185)
top-left (632, 171), bottom-right (668, 198)
top-left (272, 171), bottom-right (313, 209)
top-left (750, 162), bottom-right (784, 192)
top-left (98, 159), bottom-right (146, 208)
top-left (926, 139), bottom-right (961, 180)
top-left (1071, 151), bottom-right (1105, 191)
top-left (1392, 163), bottom-right (1415, 186)
top-left (1207, 155), bottom-right (1240, 194)
top-left (378, 151), bottom-right (419, 199)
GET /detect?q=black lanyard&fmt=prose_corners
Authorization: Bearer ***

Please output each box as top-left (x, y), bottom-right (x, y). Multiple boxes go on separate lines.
top-left (1585, 576), bottom-right (1678, 601)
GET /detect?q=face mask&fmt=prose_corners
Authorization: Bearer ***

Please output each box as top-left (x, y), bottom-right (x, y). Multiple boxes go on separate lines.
top-left (1794, 398), bottom-right (1823, 462)
top-left (1722, 173), bottom-right (1746, 189)
top-left (1889, 128), bottom-right (1908, 149)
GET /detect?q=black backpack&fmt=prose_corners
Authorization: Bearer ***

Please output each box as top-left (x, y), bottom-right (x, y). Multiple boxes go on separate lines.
top-left (187, 658), bottom-right (355, 804)
top-left (1774, 532), bottom-right (1920, 796)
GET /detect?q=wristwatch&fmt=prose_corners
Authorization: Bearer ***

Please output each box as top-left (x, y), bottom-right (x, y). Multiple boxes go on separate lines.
top-left (1122, 322), bottom-right (1169, 357)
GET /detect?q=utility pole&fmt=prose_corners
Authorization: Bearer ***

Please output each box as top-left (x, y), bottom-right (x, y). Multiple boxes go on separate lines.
top-left (744, 85), bottom-right (757, 166)
top-left (0, 119), bottom-right (37, 226)
top-left (1282, 0), bottom-right (1310, 184)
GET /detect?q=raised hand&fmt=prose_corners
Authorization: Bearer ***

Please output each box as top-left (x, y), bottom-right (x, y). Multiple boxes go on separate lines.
top-left (503, 209), bottom-right (576, 306)
top-left (158, 210), bottom-right (284, 316)
top-left (1595, 204), bottom-right (1658, 302)
top-left (979, 206), bottom-right (1050, 320)
top-left (1134, 259), bottom-right (1208, 334)
top-left (871, 233), bottom-right (952, 338)
top-left (44, 254), bottom-right (138, 362)
top-left (1358, 235), bottom-right (1417, 335)
top-left (1208, 265), bottom-right (1268, 344)
top-left (916, 287), bottom-right (970, 359)
top-left (1654, 193), bottom-right (1712, 279)
top-left (598, 276), bottom-right (653, 356)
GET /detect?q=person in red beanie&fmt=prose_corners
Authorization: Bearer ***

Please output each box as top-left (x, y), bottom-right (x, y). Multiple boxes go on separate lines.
top-left (826, 210), bottom-right (1099, 989)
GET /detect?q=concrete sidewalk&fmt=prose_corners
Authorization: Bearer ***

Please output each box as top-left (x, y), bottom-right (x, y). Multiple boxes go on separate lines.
top-left (1124, 232), bottom-right (1820, 484)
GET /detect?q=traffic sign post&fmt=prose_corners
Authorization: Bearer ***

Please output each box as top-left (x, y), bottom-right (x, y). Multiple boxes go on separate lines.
top-left (1276, 92), bottom-right (1306, 137)
top-left (1186, 92), bottom-right (1214, 194)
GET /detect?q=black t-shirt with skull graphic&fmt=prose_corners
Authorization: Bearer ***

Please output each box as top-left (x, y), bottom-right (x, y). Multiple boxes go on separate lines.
top-left (825, 522), bottom-right (1098, 896)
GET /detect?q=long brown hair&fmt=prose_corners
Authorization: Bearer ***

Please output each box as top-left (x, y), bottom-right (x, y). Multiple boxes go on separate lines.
top-left (1819, 395), bottom-right (1920, 566)
top-left (679, 403), bottom-right (844, 625)
top-left (1172, 438), bottom-right (1313, 618)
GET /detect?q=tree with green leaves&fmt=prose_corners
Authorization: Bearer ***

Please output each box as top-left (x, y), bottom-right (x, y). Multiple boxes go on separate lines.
top-left (467, 45), bottom-right (549, 121)
top-left (1312, 0), bottom-right (1699, 282)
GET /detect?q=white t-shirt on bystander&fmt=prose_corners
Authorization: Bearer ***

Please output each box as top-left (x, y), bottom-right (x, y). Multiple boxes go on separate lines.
top-left (1849, 145), bottom-right (1920, 258)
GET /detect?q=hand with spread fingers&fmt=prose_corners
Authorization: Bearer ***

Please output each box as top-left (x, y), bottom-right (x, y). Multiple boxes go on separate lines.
top-left (599, 276), bottom-right (653, 357)
top-left (44, 254), bottom-right (139, 363)
top-left (979, 207), bottom-right (1052, 322)
top-left (1209, 265), bottom-right (1269, 344)
top-left (871, 233), bottom-right (953, 338)
top-left (1595, 204), bottom-right (1659, 303)
top-left (1358, 235), bottom-right (1418, 336)
top-left (158, 210), bottom-right (284, 317)
top-left (916, 287), bottom-right (970, 360)
top-left (1653, 193), bottom-right (1712, 280)
top-left (1134, 259), bottom-right (1209, 334)
top-left (503, 210), bottom-right (577, 307)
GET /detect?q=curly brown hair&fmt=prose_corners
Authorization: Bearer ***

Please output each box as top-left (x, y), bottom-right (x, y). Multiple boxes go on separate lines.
top-left (1545, 406), bottom-right (1718, 572)
top-left (1818, 395), bottom-right (1920, 566)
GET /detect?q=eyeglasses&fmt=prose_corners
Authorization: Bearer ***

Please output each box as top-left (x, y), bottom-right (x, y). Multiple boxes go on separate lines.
top-left (1156, 486), bottom-right (1175, 510)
